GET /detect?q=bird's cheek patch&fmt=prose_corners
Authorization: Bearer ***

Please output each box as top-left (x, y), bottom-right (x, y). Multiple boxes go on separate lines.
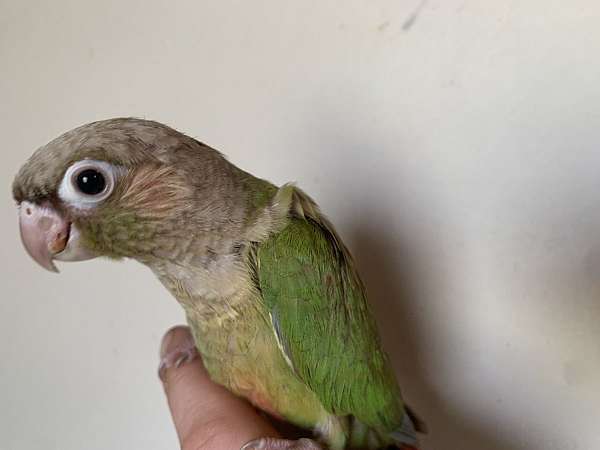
top-left (118, 164), bottom-right (191, 218)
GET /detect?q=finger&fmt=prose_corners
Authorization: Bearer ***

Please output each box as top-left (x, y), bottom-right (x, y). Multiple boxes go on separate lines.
top-left (159, 325), bottom-right (279, 450)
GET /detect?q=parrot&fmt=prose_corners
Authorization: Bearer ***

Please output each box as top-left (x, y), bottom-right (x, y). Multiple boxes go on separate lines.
top-left (12, 118), bottom-right (425, 450)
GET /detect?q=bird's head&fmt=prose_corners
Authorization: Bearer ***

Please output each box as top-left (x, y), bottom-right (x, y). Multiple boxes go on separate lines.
top-left (12, 118), bottom-right (241, 272)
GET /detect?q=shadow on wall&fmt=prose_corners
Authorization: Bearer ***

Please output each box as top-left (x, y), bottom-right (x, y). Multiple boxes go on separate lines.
top-left (300, 89), bottom-right (521, 449)
top-left (349, 220), bottom-right (514, 450)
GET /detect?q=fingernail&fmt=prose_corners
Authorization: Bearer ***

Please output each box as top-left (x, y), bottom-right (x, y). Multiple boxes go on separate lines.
top-left (158, 325), bottom-right (198, 382)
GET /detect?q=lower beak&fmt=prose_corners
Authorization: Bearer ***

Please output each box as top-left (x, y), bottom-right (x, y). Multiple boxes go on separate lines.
top-left (18, 201), bottom-right (96, 272)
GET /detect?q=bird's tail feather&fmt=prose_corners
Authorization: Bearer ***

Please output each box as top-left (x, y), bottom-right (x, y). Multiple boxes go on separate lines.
top-left (388, 411), bottom-right (419, 448)
top-left (346, 407), bottom-right (425, 449)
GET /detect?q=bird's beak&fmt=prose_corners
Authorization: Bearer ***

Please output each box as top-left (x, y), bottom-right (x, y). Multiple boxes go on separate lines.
top-left (18, 201), bottom-right (96, 273)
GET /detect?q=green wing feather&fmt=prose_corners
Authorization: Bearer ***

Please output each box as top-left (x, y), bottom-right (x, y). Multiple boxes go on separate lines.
top-left (255, 187), bottom-right (408, 435)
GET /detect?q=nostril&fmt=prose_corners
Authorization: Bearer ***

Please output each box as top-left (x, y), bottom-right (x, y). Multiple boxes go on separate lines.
top-left (25, 207), bottom-right (32, 216)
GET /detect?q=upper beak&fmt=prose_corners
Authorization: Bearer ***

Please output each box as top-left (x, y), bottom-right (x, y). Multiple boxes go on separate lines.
top-left (19, 201), bottom-right (68, 272)
top-left (18, 201), bottom-right (96, 272)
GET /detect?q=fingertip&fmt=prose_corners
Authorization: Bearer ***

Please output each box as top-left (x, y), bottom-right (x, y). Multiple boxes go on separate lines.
top-left (159, 325), bottom-right (196, 360)
top-left (158, 325), bottom-right (199, 383)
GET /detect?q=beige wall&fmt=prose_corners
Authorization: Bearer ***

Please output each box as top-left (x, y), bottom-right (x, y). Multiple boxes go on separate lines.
top-left (2, 1), bottom-right (599, 449)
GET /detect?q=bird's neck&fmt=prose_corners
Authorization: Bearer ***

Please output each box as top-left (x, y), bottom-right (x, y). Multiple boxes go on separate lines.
top-left (145, 175), bottom-right (288, 324)
top-left (148, 239), bottom-right (256, 324)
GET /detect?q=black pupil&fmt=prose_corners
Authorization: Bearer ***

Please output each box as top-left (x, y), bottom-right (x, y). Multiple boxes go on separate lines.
top-left (76, 169), bottom-right (106, 195)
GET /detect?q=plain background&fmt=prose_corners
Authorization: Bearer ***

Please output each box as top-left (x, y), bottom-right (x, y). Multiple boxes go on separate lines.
top-left (2, 1), bottom-right (599, 449)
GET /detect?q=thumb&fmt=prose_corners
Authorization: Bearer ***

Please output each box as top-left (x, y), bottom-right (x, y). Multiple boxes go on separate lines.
top-left (158, 325), bottom-right (279, 450)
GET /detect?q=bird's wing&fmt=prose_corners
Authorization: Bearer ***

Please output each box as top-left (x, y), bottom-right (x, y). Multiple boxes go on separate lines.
top-left (253, 186), bottom-right (411, 436)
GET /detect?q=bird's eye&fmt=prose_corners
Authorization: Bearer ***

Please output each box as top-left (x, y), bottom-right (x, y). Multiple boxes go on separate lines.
top-left (58, 160), bottom-right (119, 209)
top-left (76, 169), bottom-right (106, 195)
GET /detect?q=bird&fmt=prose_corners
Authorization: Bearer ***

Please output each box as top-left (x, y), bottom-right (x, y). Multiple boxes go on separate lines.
top-left (13, 118), bottom-right (424, 450)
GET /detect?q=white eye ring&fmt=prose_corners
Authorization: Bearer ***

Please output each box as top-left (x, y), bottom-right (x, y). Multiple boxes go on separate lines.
top-left (58, 160), bottom-right (120, 209)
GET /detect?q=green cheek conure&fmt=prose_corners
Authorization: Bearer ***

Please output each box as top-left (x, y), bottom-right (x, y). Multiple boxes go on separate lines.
top-left (13, 118), bottom-right (425, 450)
